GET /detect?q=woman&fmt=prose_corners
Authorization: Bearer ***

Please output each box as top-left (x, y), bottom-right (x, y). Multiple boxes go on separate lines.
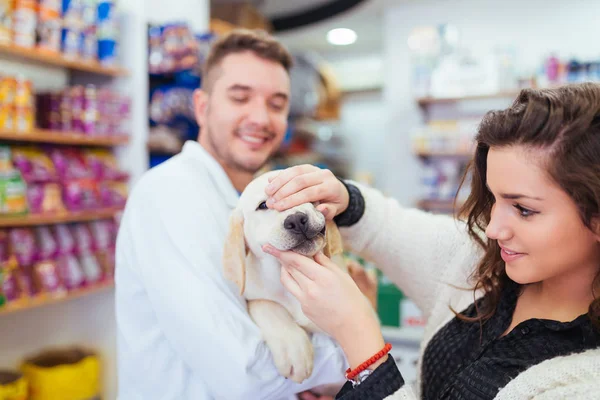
top-left (263, 83), bottom-right (600, 400)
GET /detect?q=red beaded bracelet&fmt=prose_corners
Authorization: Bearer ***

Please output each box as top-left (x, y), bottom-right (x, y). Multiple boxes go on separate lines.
top-left (345, 343), bottom-right (393, 381)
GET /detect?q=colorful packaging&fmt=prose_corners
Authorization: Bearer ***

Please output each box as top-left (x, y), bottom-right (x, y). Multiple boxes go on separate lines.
top-left (37, 0), bottom-right (61, 53)
top-left (99, 180), bottom-right (126, 208)
top-left (53, 224), bottom-right (75, 254)
top-left (13, 106), bottom-right (33, 132)
top-left (84, 148), bottom-right (126, 180)
top-left (35, 226), bottom-right (58, 260)
top-left (1, 258), bottom-right (22, 302)
top-left (97, 1), bottom-right (116, 65)
top-left (33, 260), bottom-right (65, 294)
top-left (0, 146), bottom-right (10, 171)
top-left (0, 104), bottom-right (14, 130)
top-left (11, 146), bottom-right (58, 183)
top-left (63, 178), bottom-right (99, 210)
top-left (26, 183), bottom-right (65, 214)
top-left (48, 147), bottom-right (91, 181)
top-left (9, 228), bottom-right (37, 266)
top-left (88, 219), bottom-right (112, 250)
top-left (56, 253), bottom-right (84, 289)
top-left (12, 0), bottom-right (36, 48)
top-left (16, 265), bottom-right (36, 296)
top-left (0, 170), bottom-right (28, 215)
top-left (0, 0), bottom-right (15, 45)
top-left (0, 76), bottom-right (16, 106)
top-left (0, 369), bottom-right (29, 400)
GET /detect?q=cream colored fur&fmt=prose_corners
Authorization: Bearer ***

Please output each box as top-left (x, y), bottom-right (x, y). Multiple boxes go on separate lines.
top-left (223, 171), bottom-right (345, 383)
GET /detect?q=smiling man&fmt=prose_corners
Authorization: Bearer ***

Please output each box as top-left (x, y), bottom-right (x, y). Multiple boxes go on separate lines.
top-left (115, 30), bottom-right (347, 399)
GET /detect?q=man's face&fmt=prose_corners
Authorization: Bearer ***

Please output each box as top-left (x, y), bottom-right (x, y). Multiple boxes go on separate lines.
top-left (194, 51), bottom-right (290, 174)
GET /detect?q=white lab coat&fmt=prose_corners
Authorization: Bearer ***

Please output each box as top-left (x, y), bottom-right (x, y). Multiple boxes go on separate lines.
top-left (115, 141), bottom-right (347, 400)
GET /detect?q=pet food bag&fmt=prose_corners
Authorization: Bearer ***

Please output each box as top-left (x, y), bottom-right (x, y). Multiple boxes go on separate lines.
top-left (21, 347), bottom-right (100, 400)
top-left (0, 370), bottom-right (28, 400)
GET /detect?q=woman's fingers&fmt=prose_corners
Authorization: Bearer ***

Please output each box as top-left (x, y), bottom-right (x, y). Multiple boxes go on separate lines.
top-left (263, 245), bottom-right (318, 281)
top-left (266, 171), bottom-right (322, 204)
top-left (266, 165), bottom-right (316, 195)
top-left (280, 267), bottom-right (302, 298)
top-left (268, 185), bottom-right (323, 211)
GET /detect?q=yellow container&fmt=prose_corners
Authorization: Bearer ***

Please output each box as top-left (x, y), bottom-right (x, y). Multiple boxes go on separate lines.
top-left (21, 348), bottom-right (100, 400)
top-left (0, 370), bottom-right (28, 400)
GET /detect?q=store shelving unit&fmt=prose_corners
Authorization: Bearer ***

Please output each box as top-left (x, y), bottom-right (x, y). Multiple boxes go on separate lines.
top-left (0, 129), bottom-right (129, 147)
top-left (0, 43), bottom-right (128, 77)
top-left (0, 207), bottom-right (123, 227)
top-left (0, 43), bottom-right (128, 315)
top-left (416, 91), bottom-right (521, 108)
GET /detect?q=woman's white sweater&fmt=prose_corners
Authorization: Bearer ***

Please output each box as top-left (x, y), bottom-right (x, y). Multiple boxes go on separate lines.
top-left (339, 184), bottom-right (600, 400)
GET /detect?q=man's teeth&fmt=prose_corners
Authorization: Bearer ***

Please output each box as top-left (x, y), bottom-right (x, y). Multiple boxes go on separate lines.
top-left (240, 135), bottom-right (265, 144)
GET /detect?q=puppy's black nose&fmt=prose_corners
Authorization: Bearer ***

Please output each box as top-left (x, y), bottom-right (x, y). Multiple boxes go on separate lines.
top-left (284, 212), bottom-right (309, 234)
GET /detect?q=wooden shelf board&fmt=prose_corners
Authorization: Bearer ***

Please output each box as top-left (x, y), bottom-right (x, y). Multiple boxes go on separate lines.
top-left (0, 281), bottom-right (114, 317)
top-left (417, 91), bottom-right (521, 107)
top-left (0, 43), bottom-right (128, 76)
top-left (0, 208), bottom-right (123, 227)
top-left (0, 129), bottom-right (129, 146)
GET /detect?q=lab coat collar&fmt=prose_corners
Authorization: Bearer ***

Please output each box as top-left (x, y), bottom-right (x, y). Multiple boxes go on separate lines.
top-left (181, 141), bottom-right (240, 208)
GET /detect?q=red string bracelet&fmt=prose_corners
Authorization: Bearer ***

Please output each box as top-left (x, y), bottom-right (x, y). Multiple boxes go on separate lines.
top-left (345, 343), bottom-right (393, 381)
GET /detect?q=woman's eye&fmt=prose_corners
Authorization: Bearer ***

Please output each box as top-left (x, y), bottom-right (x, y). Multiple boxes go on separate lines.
top-left (513, 204), bottom-right (536, 218)
top-left (257, 201), bottom-right (268, 210)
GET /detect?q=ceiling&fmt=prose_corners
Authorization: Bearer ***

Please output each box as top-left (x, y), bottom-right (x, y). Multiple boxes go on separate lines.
top-left (212, 0), bottom-right (394, 55)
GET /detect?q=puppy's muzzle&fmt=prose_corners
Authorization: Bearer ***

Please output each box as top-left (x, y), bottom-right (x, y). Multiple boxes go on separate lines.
top-left (284, 212), bottom-right (325, 239)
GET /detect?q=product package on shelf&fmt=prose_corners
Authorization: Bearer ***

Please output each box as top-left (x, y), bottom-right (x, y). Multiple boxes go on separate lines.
top-left (0, 144), bottom-right (128, 216)
top-left (36, 84), bottom-right (130, 136)
top-left (0, 218), bottom-right (117, 308)
top-left (37, 0), bottom-right (62, 53)
top-left (0, 73), bottom-right (35, 133)
top-left (148, 22), bottom-right (210, 75)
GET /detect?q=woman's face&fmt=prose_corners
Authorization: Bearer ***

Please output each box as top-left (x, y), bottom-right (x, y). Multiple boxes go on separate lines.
top-left (485, 145), bottom-right (600, 287)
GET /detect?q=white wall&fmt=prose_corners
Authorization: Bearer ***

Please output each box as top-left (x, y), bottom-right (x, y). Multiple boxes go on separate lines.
top-left (339, 89), bottom-right (387, 188)
top-left (381, 0), bottom-right (600, 205)
top-left (0, 1), bottom-right (209, 400)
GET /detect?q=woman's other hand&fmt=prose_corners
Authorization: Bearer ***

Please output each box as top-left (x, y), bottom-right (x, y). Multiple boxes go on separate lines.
top-left (348, 260), bottom-right (378, 310)
top-left (264, 165), bottom-right (349, 220)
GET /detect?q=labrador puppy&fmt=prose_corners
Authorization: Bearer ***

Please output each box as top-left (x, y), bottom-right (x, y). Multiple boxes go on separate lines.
top-left (223, 170), bottom-right (345, 383)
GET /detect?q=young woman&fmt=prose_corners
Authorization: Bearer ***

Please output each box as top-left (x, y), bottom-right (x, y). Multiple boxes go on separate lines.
top-left (263, 83), bottom-right (600, 400)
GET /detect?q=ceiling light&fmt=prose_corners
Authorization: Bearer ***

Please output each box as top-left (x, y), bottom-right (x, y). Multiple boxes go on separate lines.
top-left (327, 28), bottom-right (357, 46)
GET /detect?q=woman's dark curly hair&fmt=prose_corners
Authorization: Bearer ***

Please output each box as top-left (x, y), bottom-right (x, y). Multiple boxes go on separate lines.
top-left (456, 82), bottom-right (600, 329)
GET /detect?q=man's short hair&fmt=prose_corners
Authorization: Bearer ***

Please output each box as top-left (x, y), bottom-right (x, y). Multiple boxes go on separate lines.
top-left (202, 29), bottom-right (293, 92)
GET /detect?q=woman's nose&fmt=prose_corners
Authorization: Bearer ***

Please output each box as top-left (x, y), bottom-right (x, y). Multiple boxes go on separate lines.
top-left (485, 205), bottom-right (512, 241)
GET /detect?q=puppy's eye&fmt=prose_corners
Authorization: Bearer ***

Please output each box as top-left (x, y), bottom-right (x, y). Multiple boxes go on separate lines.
top-left (257, 201), bottom-right (268, 210)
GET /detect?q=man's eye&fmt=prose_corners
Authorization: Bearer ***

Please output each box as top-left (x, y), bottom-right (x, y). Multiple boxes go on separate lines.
top-left (257, 201), bottom-right (268, 210)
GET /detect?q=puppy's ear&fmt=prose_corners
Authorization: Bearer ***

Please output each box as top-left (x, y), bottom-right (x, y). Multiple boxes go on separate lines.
top-left (323, 220), bottom-right (343, 258)
top-left (223, 208), bottom-right (246, 295)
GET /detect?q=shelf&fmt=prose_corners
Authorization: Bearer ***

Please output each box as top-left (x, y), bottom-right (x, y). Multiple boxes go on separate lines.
top-left (417, 91), bottom-right (521, 107)
top-left (0, 43), bottom-right (128, 77)
top-left (0, 280), bottom-right (114, 317)
top-left (415, 150), bottom-right (472, 158)
top-left (0, 208), bottom-right (123, 227)
top-left (0, 129), bottom-right (129, 146)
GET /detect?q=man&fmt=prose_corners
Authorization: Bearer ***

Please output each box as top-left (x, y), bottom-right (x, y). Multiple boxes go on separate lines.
top-left (115, 30), bottom-right (347, 399)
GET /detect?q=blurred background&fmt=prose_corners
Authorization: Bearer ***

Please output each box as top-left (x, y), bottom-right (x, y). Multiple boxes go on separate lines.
top-left (0, 0), bottom-right (599, 398)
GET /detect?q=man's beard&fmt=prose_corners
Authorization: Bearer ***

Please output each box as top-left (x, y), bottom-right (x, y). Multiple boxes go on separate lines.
top-left (204, 125), bottom-right (272, 174)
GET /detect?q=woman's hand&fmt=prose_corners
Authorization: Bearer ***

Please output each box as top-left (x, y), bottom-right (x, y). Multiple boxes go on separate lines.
top-left (265, 165), bottom-right (349, 220)
top-left (263, 245), bottom-right (386, 370)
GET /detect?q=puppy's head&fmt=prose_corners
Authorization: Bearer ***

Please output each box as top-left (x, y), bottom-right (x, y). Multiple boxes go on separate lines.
top-left (223, 170), bottom-right (343, 294)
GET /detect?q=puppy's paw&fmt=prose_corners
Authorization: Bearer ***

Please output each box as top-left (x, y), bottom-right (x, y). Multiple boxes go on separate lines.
top-left (266, 325), bottom-right (314, 383)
